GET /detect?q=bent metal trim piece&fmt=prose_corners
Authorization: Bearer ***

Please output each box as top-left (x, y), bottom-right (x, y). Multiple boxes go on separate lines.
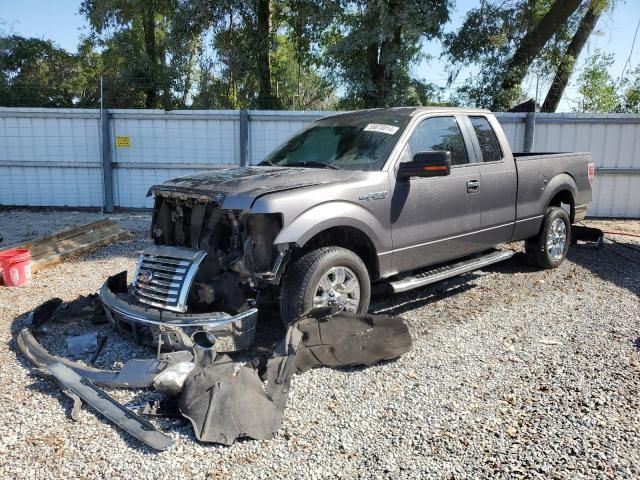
top-left (47, 362), bottom-right (174, 451)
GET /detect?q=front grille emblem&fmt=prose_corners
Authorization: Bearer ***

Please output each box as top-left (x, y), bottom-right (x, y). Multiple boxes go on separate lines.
top-left (138, 269), bottom-right (153, 283)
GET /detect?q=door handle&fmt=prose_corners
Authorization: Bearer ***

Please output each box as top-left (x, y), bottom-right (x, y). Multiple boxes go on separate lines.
top-left (467, 179), bottom-right (480, 193)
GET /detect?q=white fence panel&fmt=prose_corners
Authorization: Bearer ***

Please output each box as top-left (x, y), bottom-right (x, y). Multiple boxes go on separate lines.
top-left (495, 113), bottom-right (527, 151)
top-left (0, 108), bottom-right (103, 206)
top-left (113, 167), bottom-right (210, 208)
top-left (0, 108), bottom-right (638, 217)
top-left (535, 114), bottom-right (640, 217)
top-left (110, 110), bottom-right (241, 208)
top-left (111, 111), bottom-right (240, 166)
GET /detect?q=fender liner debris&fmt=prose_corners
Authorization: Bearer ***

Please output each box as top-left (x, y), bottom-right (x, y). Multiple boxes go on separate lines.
top-left (178, 308), bottom-right (411, 445)
top-left (293, 308), bottom-right (413, 372)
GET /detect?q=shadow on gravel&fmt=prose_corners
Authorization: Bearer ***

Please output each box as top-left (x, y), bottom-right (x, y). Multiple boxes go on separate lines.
top-left (480, 243), bottom-right (640, 298)
top-left (634, 337), bottom-right (640, 351)
top-left (370, 273), bottom-right (479, 317)
top-left (567, 242), bottom-right (640, 297)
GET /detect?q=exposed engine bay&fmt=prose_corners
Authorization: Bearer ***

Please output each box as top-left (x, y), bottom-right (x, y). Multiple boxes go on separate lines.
top-left (99, 194), bottom-right (288, 352)
top-left (149, 194), bottom-right (285, 315)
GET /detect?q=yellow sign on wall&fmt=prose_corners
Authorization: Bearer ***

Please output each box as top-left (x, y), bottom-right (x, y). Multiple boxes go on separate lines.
top-left (116, 136), bottom-right (131, 148)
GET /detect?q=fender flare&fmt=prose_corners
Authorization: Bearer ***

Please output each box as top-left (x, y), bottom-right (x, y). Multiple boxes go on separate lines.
top-left (274, 201), bottom-right (386, 252)
top-left (541, 173), bottom-right (578, 217)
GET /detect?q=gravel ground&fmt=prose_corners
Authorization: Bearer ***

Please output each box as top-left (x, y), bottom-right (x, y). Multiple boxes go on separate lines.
top-left (0, 209), bottom-right (638, 480)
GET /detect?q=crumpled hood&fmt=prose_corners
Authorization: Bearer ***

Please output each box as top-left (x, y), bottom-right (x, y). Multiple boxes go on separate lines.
top-left (148, 166), bottom-right (363, 207)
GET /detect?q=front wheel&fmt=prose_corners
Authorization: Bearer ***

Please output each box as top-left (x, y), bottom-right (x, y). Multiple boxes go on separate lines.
top-left (279, 247), bottom-right (371, 325)
top-left (525, 206), bottom-right (571, 269)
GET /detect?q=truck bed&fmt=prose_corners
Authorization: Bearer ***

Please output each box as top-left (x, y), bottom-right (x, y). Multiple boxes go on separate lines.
top-left (512, 151), bottom-right (593, 241)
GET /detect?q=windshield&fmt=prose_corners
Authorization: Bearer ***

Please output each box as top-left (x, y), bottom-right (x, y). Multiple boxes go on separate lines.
top-left (260, 114), bottom-right (409, 171)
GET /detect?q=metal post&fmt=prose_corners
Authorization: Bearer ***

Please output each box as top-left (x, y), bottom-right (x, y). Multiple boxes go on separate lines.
top-left (239, 109), bottom-right (249, 167)
top-left (523, 112), bottom-right (536, 153)
top-left (99, 76), bottom-right (114, 212)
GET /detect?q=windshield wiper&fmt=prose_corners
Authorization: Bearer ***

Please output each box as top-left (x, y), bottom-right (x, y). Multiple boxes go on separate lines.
top-left (286, 161), bottom-right (341, 170)
top-left (258, 159), bottom-right (277, 166)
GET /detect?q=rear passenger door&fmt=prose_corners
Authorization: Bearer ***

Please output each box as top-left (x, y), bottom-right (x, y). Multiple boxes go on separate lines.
top-left (463, 115), bottom-right (517, 248)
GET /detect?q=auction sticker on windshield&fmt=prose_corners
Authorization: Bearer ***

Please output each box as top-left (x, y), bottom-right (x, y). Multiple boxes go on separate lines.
top-left (364, 124), bottom-right (399, 135)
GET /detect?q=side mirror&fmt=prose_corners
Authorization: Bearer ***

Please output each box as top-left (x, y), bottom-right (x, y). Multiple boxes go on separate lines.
top-left (397, 151), bottom-right (451, 180)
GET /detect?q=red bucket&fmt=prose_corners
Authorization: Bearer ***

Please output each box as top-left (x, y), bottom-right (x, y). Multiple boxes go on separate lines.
top-left (0, 248), bottom-right (32, 287)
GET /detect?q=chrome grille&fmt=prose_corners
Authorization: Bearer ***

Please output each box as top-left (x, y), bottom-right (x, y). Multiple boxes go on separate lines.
top-left (133, 246), bottom-right (206, 312)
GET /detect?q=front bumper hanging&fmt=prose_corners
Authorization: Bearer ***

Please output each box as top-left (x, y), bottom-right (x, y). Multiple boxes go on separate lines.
top-left (99, 271), bottom-right (258, 352)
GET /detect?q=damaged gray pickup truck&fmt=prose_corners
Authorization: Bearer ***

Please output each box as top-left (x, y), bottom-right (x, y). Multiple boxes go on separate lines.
top-left (100, 107), bottom-right (593, 353)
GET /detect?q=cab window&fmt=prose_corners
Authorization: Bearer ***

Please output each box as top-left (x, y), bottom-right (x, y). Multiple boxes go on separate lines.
top-left (469, 116), bottom-right (502, 162)
top-left (407, 116), bottom-right (469, 166)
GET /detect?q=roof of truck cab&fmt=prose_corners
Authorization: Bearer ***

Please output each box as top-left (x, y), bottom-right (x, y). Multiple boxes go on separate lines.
top-left (319, 107), bottom-right (492, 121)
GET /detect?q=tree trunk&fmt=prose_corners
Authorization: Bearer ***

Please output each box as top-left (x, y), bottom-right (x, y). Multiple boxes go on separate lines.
top-left (255, 0), bottom-right (275, 109)
top-left (541, 0), bottom-right (605, 112)
top-left (492, 0), bottom-right (583, 110)
top-left (365, 42), bottom-right (383, 108)
top-left (181, 36), bottom-right (201, 107)
top-left (142, 0), bottom-right (158, 108)
top-left (364, 3), bottom-right (402, 108)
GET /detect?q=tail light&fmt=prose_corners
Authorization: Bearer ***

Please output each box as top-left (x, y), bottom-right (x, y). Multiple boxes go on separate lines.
top-left (587, 162), bottom-right (595, 185)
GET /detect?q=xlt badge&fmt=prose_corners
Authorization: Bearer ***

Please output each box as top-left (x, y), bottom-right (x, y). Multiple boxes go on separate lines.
top-left (359, 191), bottom-right (389, 201)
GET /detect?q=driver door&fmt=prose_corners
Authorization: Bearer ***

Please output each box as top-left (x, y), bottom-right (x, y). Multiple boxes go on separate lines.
top-left (390, 115), bottom-right (482, 273)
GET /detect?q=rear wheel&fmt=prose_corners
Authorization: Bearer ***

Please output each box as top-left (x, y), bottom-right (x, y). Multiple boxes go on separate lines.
top-left (280, 247), bottom-right (371, 325)
top-left (525, 206), bottom-right (571, 269)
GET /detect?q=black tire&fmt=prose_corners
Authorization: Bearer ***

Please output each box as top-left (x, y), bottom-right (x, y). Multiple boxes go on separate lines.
top-left (525, 206), bottom-right (571, 269)
top-left (280, 247), bottom-right (371, 325)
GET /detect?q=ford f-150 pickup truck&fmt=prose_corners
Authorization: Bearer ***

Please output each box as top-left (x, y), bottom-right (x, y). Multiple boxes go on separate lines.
top-left (99, 107), bottom-right (594, 352)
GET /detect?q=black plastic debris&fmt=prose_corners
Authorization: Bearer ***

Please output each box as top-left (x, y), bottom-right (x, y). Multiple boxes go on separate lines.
top-left (18, 297), bottom-right (413, 449)
top-left (178, 308), bottom-right (411, 445)
top-left (293, 307), bottom-right (414, 372)
top-left (66, 332), bottom-right (100, 358)
top-left (180, 354), bottom-right (286, 445)
top-left (47, 362), bottom-right (174, 451)
top-left (571, 225), bottom-right (604, 248)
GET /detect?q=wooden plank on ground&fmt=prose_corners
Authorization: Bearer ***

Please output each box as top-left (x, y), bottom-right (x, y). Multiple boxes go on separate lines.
top-left (0, 218), bottom-right (131, 275)
top-left (28, 225), bottom-right (124, 259)
top-left (29, 230), bottom-right (131, 273)
top-left (0, 219), bottom-right (115, 252)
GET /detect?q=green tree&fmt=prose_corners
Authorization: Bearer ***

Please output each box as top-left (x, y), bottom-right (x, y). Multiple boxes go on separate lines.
top-left (495, 0), bottom-right (583, 109)
top-left (0, 35), bottom-right (99, 107)
top-left (620, 65), bottom-right (640, 113)
top-left (541, 0), bottom-right (609, 112)
top-left (271, 34), bottom-right (337, 110)
top-left (445, 0), bottom-right (588, 109)
top-left (574, 51), bottom-right (619, 112)
top-left (80, 0), bottom-right (176, 108)
top-left (322, 0), bottom-right (450, 108)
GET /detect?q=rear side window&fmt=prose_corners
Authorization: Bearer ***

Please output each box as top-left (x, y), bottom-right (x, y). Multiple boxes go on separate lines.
top-left (469, 116), bottom-right (502, 162)
top-left (408, 116), bottom-right (469, 166)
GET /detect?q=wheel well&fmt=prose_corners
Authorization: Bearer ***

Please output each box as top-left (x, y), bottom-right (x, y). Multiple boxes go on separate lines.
top-left (548, 190), bottom-right (575, 222)
top-left (300, 226), bottom-right (380, 280)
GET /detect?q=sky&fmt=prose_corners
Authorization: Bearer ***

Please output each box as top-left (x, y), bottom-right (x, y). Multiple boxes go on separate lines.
top-left (2, 0), bottom-right (640, 112)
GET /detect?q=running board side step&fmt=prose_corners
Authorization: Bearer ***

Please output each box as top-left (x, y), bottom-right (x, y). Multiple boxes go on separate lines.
top-left (389, 250), bottom-right (515, 293)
